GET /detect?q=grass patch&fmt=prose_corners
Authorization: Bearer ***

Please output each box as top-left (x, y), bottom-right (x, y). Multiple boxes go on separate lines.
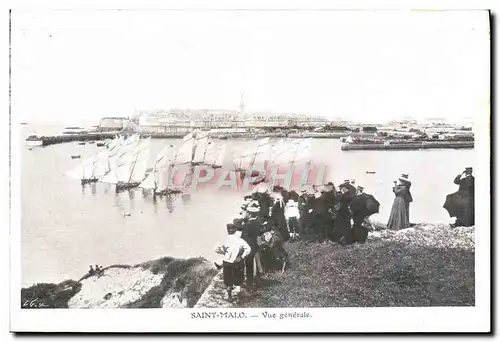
top-left (238, 227), bottom-right (474, 308)
top-left (21, 280), bottom-right (82, 309)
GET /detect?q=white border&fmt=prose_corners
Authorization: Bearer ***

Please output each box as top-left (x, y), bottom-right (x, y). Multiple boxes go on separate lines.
top-left (5, 0), bottom-right (493, 334)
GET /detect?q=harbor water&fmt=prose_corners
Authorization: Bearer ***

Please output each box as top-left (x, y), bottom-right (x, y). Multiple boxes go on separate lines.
top-left (20, 125), bottom-right (475, 286)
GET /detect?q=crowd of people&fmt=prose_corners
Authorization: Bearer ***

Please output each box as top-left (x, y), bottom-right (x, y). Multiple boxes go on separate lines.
top-left (215, 168), bottom-right (475, 302)
top-left (214, 178), bottom-right (381, 301)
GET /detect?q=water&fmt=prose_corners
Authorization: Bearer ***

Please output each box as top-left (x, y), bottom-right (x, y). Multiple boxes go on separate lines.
top-left (20, 125), bottom-right (475, 287)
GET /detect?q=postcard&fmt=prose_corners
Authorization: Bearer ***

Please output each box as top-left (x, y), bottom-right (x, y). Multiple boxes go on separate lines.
top-left (9, 8), bottom-right (491, 333)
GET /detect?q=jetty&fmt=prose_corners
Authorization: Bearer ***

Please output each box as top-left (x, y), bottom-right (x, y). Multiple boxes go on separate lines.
top-left (30, 131), bottom-right (122, 147)
top-left (341, 140), bottom-right (474, 151)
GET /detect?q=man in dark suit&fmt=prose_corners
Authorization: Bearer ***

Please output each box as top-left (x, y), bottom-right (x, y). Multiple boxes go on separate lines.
top-left (453, 167), bottom-right (475, 226)
top-left (241, 206), bottom-right (263, 290)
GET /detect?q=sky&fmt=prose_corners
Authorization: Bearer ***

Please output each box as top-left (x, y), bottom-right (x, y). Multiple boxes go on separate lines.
top-left (11, 10), bottom-right (490, 125)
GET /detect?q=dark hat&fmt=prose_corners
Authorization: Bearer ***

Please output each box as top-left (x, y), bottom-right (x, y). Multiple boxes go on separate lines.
top-left (233, 218), bottom-right (244, 226)
top-left (343, 179), bottom-right (350, 183)
top-left (226, 223), bottom-right (237, 231)
top-left (357, 185), bottom-right (364, 191)
top-left (326, 181), bottom-right (334, 186)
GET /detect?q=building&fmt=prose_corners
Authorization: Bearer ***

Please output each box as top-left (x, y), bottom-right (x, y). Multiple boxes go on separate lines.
top-left (133, 107), bottom-right (329, 131)
top-left (99, 117), bottom-right (130, 131)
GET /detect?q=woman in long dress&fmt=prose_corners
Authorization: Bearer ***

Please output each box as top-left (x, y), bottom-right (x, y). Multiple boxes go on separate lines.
top-left (387, 174), bottom-right (413, 230)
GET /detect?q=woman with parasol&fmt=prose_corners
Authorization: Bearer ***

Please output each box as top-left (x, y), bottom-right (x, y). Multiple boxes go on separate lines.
top-left (387, 174), bottom-right (413, 230)
top-left (443, 167), bottom-right (474, 227)
top-left (349, 185), bottom-right (380, 243)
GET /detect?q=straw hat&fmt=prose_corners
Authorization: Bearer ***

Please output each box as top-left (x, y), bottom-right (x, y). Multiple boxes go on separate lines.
top-left (398, 174), bottom-right (411, 184)
top-left (465, 167), bottom-right (473, 173)
top-left (247, 206), bottom-right (259, 213)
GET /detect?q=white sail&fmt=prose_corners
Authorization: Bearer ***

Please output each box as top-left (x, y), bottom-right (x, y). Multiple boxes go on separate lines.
top-left (139, 172), bottom-right (156, 190)
top-left (214, 145), bottom-right (226, 167)
top-left (107, 135), bottom-right (140, 172)
top-left (270, 139), bottom-right (296, 166)
top-left (290, 138), bottom-right (312, 165)
top-left (82, 158), bottom-right (97, 179)
top-left (271, 139), bottom-right (285, 159)
top-left (129, 138), bottom-right (151, 183)
top-left (254, 142), bottom-right (271, 167)
top-left (236, 137), bottom-right (271, 170)
top-left (66, 156), bottom-right (97, 180)
top-left (193, 132), bottom-right (211, 163)
top-left (233, 150), bottom-right (254, 170)
top-left (174, 133), bottom-right (196, 164)
top-left (93, 150), bottom-right (111, 177)
top-left (100, 136), bottom-right (141, 184)
top-left (142, 145), bottom-right (175, 191)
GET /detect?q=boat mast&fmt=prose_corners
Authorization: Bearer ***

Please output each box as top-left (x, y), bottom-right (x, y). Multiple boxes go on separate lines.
top-left (128, 147), bottom-right (140, 183)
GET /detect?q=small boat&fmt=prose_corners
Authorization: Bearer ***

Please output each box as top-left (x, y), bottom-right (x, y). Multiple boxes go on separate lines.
top-left (366, 171), bottom-right (376, 174)
top-left (20, 122), bottom-right (28, 125)
top-left (25, 133), bottom-right (43, 147)
top-left (27, 147), bottom-right (33, 151)
top-left (88, 141), bottom-right (95, 144)
top-left (78, 142), bottom-right (86, 146)
top-left (96, 141), bottom-right (105, 147)
top-left (71, 154), bottom-right (81, 159)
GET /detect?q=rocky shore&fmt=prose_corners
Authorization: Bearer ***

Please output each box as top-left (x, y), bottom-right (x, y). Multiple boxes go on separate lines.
top-left (21, 223), bottom-right (475, 309)
top-left (21, 257), bottom-right (218, 309)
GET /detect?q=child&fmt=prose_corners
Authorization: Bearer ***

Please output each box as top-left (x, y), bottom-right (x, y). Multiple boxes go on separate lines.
top-left (215, 223), bottom-right (252, 301)
top-left (284, 199), bottom-right (300, 240)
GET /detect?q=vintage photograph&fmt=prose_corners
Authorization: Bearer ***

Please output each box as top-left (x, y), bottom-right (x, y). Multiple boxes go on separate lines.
top-left (10, 8), bottom-right (490, 332)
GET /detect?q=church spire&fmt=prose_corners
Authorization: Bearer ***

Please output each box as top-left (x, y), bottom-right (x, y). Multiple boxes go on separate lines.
top-left (239, 91), bottom-right (245, 116)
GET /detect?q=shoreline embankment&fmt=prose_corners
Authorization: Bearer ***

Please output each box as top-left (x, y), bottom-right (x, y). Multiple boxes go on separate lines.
top-left (35, 132), bottom-right (122, 147)
top-left (341, 141), bottom-right (474, 151)
top-left (21, 223), bottom-right (475, 309)
top-left (27, 131), bottom-right (378, 147)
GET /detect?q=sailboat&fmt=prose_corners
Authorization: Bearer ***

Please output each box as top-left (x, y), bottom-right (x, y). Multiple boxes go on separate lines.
top-left (192, 132), bottom-right (212, 165)
top-left (266, 138), bottom-right (312, 191)
top-left (66, 156), bottom-right (99, 185)
top-left (103, 134), bottom-right (140, 176)
top-left (289, 138), bottom-right (312, 167)
top-left (139, 144), bottom-right (183, 196)
top-left (66, 149), bottom-right (111, 185)
top-left (269, 138), bottom-right (312, 168)
top-left (100, 137), bottom-right (151, 192)
top-left (204, 144), bottom-right (226, 169)
top-left (233, 137), bottom-right (270, 183)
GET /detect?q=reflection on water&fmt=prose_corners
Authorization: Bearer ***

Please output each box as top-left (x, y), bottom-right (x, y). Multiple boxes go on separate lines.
top-left (181, 194), bottom-right (192, 205)
top-left (20, 129), bottom-right (476, 286)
